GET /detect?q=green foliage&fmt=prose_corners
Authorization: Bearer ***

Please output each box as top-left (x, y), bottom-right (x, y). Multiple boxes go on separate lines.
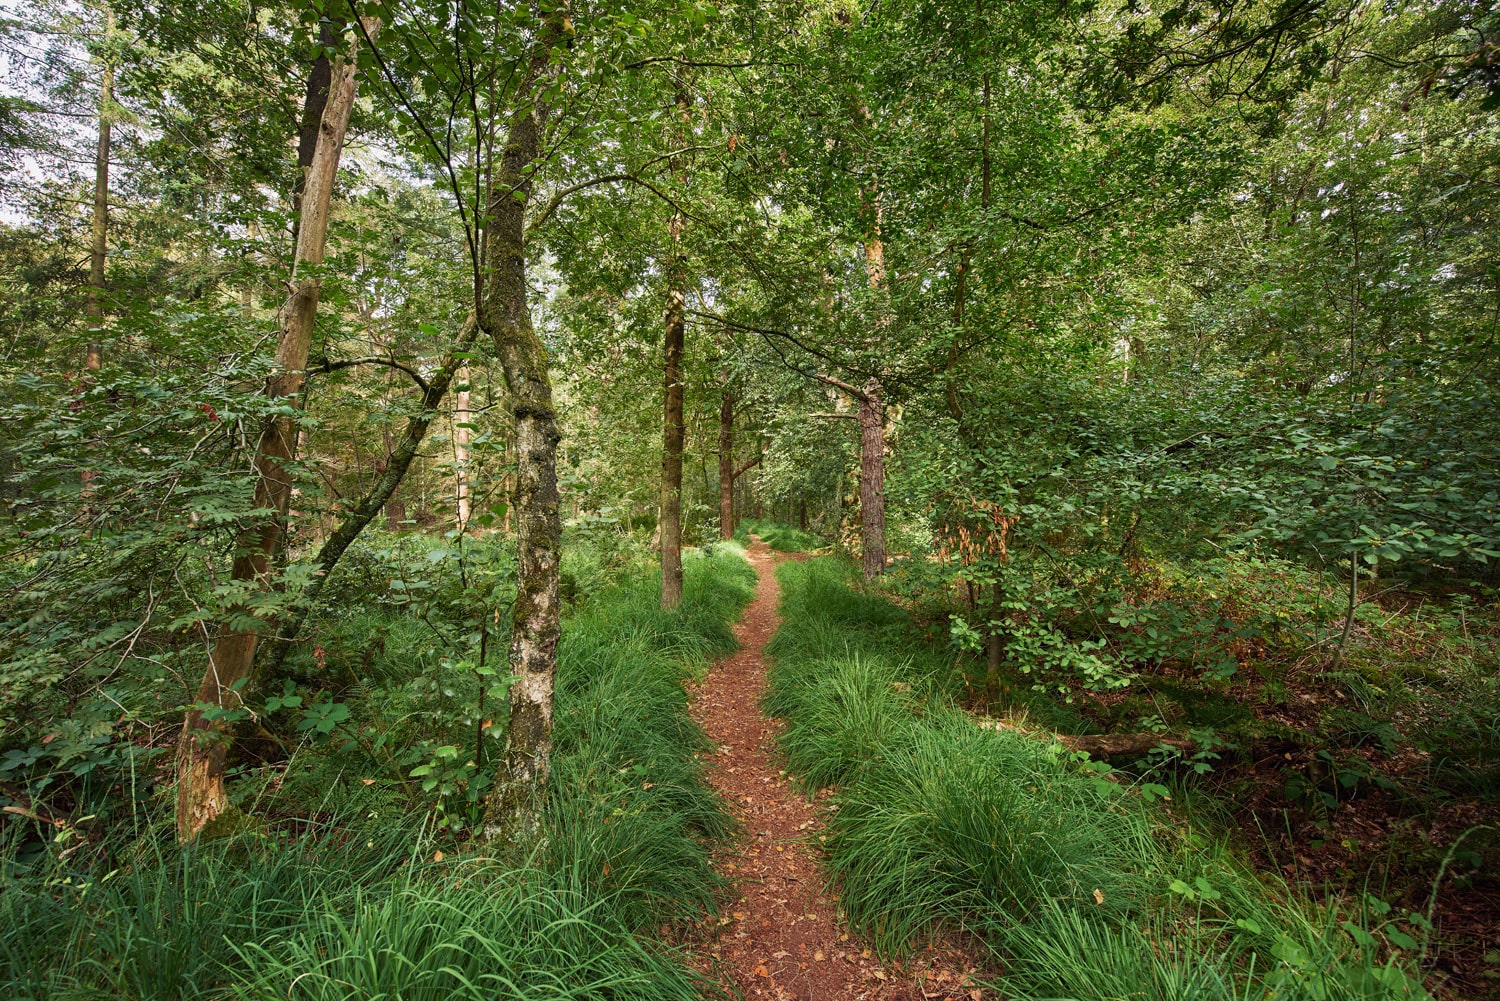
top-left (0, 544), bottom-right (757, 999)
top-left (766, 557), bottom-right (1433, 1000)
top-left (732, 518), bottom-right (826, 553)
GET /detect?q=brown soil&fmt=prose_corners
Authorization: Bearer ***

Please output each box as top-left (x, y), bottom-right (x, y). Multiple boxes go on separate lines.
top-left (687, 540), bottom-right (985, 1001)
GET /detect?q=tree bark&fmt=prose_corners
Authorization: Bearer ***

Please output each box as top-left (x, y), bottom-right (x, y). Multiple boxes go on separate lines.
top-left (718, 386), bottom-right (734, 541)
top-left (659, 83), bottom-right (690, 609)
top-left (454, 365), bottom-right (472, 531)
top-left (858, 378), bottom-right (885, 579)
top-left (175, 24), bottom-right (369, 841)
top-left (80, 9), bottom-right (114, 497)
top-left (660, 240), bottom-right (685, 606)
top-left (289, 16), bottom-right (340, 248)
top-left (479, 21), bottom-right (565, 843)
top-left (860, 187), bottom-right (888, 579)
top-left (85, 11), bottom-right (112, 372)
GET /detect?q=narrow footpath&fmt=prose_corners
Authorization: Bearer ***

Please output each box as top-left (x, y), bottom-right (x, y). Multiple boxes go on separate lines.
top-left (688, 540), bottom-right (982, 1001)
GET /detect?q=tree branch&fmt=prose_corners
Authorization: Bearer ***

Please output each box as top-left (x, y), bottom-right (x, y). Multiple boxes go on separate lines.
top-left (812, 372), bottom-right (868, 400)
top-left (309, 355), bottom-right (431, 394)
top-left (528, 172), bottom-right (701, 235)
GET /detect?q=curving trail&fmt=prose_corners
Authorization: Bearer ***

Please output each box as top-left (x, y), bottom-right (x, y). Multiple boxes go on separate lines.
top-left (687, 540), bottom-right (982, 1001)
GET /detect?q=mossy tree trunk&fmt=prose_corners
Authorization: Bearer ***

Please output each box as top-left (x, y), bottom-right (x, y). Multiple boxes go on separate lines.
top-left (659, 83), bottom-right (691, 609)
top-left (479, 25), bottom-right (565, 843)
top-left (175, 24), bottom-right (369, 842)
top-left (719, 386), bottom-right (734, 540)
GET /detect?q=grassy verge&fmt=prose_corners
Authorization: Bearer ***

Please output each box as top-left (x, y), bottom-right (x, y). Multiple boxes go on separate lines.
top-left (733, 518), bottom-right (825, 553)
top-left (0, 545), bottom-right (756, 1001)
top-left (766, 556), bottom-right (1433, 1001)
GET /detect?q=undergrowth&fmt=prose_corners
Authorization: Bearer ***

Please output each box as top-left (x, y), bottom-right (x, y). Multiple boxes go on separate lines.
top-left (767, 556), bottom-right (1434, 1001)
top-left (0, 543), bottom-right (756, 1000)
top-left (733, 518), bottom-right (825, 553)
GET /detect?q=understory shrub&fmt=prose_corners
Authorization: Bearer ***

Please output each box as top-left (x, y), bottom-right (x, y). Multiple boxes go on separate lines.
top-left (766, 557), bottom-right (1432, 1001)
top-left (733, 518), bottom-right (825, 553)
top-left (0, 544), bottom-right (755, 1000)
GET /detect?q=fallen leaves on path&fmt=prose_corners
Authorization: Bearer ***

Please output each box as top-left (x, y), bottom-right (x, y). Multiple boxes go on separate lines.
top-left (685, 540), bottom-right (983, 1001)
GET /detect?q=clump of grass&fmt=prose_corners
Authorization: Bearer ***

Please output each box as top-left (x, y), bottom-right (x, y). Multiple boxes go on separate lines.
top-left (237, 861), bottom-right (707, 1001)
top-left (733, 518), bottom-right (826, 553)
top-left (766, 556), bottom-right (1434, 1001)
top-left (1, 544), bottom-right (758, 1000)
top-left (545, 545), bottom-right (755, 929)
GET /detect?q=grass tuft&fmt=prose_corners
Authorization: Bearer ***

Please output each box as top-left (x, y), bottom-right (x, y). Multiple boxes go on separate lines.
top-left (1, 544), bottom-right (758, 1000)
top-left (766, 556), bottom-right (1434, 1000)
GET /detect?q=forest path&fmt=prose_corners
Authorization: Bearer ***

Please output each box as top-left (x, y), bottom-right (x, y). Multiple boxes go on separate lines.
top-left (686, 540), bottom-right (979, 1001)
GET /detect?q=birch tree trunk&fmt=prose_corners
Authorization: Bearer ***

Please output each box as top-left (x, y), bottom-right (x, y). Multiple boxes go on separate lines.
top-left (479, 20), bottom-right (565, 842)
top-left (174, 25), bottom-right (369, 841)
top-left (455, 365), bottom-right (472, 531)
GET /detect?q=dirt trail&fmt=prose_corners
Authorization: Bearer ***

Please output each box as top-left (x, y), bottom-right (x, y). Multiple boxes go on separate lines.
top-left (688, 540), bottom-right (981, 1001)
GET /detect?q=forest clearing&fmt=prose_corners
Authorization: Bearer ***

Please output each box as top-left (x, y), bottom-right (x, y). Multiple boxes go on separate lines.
top-left (2, 0), bottom-right (1498, 998)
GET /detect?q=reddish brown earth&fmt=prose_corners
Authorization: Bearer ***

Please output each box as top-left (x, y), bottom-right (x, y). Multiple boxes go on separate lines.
top-left (687, 540), bottom-right (985, 1001)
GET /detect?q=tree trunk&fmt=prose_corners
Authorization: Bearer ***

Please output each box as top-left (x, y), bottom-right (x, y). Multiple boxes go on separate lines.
top-left (85, 14), bottom-right (112, 372)
top-left (660, 241), bottom-right (685, 606)
top-left (718, 386), bottom-right (734, 540)
top-left (175, 25), bottom-right (369, 842)
top-left (859, 191), bottom-right (888, 579)
top-left (454, 365), bottom-right (471, 531)
top-left (858, 379), bottom-right (885, 579)
top-left (263, 316), bottom-right (479, 677)
top-left (659, 82), bottom-right (690, 609)
top-left (80, 9), bottom-right (114, 497)
top-left (289, 16), bottom-right (339, 247)
top-left (479, 24), bottom-right (564, 843)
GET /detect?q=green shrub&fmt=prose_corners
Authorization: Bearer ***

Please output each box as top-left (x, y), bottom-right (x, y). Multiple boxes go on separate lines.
top-left (733, 519), bottom-right (826, 553)
top-left (766, 556), bottom-right (1433, 1001)
top-left (1, 543), bottom-right (758, 1000)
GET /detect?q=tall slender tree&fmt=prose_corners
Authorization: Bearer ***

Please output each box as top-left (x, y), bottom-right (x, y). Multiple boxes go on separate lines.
top-left (477, 9), bottom-right (567, 842)
top-left (175, 21), bottom-right (371, 840)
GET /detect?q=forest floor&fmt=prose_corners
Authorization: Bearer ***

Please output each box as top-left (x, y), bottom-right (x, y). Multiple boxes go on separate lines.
top-left (686, 540), bottom-right (985, 1001)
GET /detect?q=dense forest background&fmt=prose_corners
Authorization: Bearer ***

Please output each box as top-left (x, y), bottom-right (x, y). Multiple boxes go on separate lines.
top-left (1, 0), bottom-right (1498, 998)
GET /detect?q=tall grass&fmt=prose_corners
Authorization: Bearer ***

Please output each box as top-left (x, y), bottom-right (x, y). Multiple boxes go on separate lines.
top-left (0, 545), bottom-right (756, 1000)
top-left (733, 518), bottom-right (825, 553)
top-left (765, 557), bottom-right (1432, 1001)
